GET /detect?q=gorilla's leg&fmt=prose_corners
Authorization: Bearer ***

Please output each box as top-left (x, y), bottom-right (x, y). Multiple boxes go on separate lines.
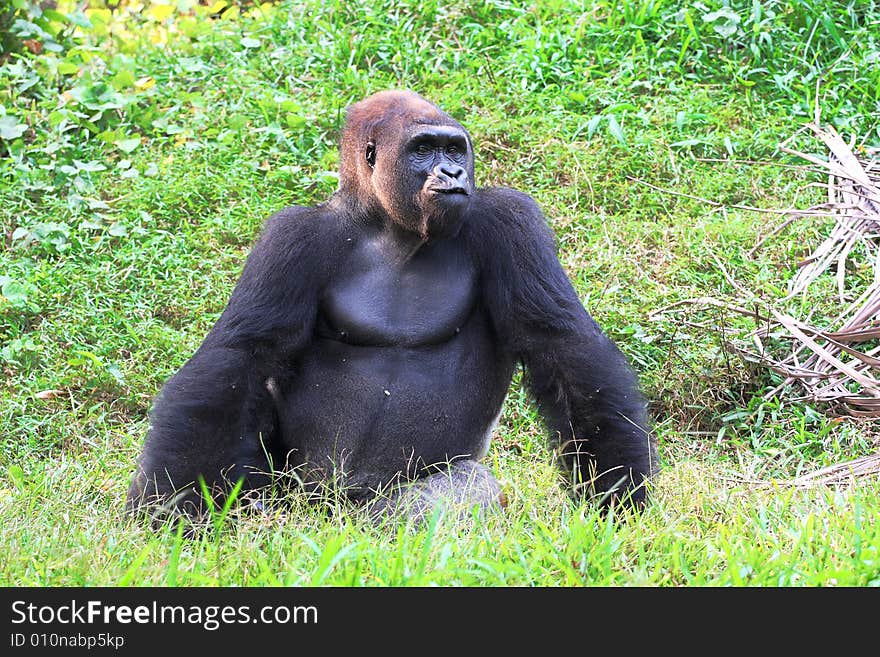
top-left (369, 460), bottom-right (505, 524)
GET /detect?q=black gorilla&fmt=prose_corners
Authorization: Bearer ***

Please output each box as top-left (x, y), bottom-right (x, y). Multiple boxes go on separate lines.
top-left (127, 90), bottom-right (657, 523)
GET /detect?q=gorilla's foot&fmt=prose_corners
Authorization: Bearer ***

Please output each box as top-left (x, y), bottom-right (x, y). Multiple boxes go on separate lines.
top-left (369, 460), bottom-right (506, 525)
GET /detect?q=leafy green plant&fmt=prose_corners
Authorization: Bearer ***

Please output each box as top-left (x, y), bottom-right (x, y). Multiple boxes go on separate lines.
top-left (1, 0), bottom-right (878, 588)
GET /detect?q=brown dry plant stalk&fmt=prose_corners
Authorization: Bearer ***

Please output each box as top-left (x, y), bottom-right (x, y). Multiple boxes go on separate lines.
top-left (651, 124), bottom-right (880, 420)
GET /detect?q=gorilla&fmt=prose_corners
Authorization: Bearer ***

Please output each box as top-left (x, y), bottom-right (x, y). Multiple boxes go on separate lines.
top-left (127, 90), bottom-right (657, 524)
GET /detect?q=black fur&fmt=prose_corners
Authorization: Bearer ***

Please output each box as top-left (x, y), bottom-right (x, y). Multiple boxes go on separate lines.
top-left (466, 189), bottom-right (656, 506)
top-left (127, 91), bottom-right (657, 523)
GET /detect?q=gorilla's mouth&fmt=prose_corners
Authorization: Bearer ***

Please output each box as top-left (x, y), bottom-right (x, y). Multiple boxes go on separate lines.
top-left (428, 185), bottom-right (470, 196)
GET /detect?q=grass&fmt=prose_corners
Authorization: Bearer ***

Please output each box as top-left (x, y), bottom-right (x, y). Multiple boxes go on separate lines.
top-left (1, 0), bottom-right (879, 586)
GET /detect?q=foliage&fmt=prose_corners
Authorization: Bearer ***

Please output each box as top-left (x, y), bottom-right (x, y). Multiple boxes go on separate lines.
top-left (1, 0), bottom-right (878, 586)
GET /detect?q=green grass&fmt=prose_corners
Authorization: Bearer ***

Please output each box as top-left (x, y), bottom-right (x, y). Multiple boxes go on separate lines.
top-left (1, 0), bottom-right (879, 586)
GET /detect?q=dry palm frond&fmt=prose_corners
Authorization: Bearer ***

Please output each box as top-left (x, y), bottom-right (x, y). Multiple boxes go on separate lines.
top-left (792, 453), bottom-right (880, 486)
top-left (652, 123), bottom-right (880, 419)
top-left (780, 125), bottom-right (880, 301)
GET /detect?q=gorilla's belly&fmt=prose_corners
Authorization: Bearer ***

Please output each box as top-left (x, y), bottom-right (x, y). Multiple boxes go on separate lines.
top-left (275, 319), bottom-right (513, 496)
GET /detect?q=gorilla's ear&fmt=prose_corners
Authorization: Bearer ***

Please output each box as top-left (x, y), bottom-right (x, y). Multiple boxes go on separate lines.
top-left (365, 141), bottom-right (376, 168)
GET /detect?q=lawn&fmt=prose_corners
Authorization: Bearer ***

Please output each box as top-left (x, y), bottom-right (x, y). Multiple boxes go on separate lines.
top-left (1, 0), bottom-right (879, 586)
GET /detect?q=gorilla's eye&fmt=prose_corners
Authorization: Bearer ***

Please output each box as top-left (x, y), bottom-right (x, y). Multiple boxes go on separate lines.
top-left (415, 143), bottom-right (433, 156)
top-left (447, 144), bottom-right (461, 155)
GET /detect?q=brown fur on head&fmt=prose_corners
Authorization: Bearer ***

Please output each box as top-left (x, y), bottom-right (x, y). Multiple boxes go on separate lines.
top-left (338, 90), bottom-right (445, 199)
top-left (337, 90), bottom-right (475, 239)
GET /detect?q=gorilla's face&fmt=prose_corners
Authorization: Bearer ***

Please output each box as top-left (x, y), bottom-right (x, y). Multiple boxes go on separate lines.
top-left (370, 120), bottom-right (475, 241)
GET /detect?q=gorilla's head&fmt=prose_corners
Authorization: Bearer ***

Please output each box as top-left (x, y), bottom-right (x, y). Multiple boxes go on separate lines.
top-left (339, 90), bottom-right (475, 241)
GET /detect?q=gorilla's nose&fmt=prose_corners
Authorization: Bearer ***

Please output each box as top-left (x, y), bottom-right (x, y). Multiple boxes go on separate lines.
top-left (435, 164), bottom-right (466, 181)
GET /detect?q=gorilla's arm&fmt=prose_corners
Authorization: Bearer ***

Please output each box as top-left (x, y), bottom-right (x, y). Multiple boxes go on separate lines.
top-left (469, 189), bottom-right (656, 507)
top-left (127, 206), bottom-right (335, 516)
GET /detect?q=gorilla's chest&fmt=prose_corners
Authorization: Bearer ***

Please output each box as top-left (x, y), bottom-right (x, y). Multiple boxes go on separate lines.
top-left (319, 235), bottom-right (478, 346)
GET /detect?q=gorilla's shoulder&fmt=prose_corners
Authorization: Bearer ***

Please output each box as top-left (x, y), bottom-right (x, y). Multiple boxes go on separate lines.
top-left (471, 187), bottom-right (548, 234)
top-left (266, 204), bottom-right (315, 223)
top-left (265, 203), bottom-right (341, 229)
top-left (463, 188), bottom-right (557, 265)
top-left (473, 186), bottom-right (542, 213)
top-left (260, 202), bottom-right (348, 242)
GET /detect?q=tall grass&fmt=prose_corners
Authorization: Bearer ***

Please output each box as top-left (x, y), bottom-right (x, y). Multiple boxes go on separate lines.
top-left (1, 0), bottom-right (878, 586)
